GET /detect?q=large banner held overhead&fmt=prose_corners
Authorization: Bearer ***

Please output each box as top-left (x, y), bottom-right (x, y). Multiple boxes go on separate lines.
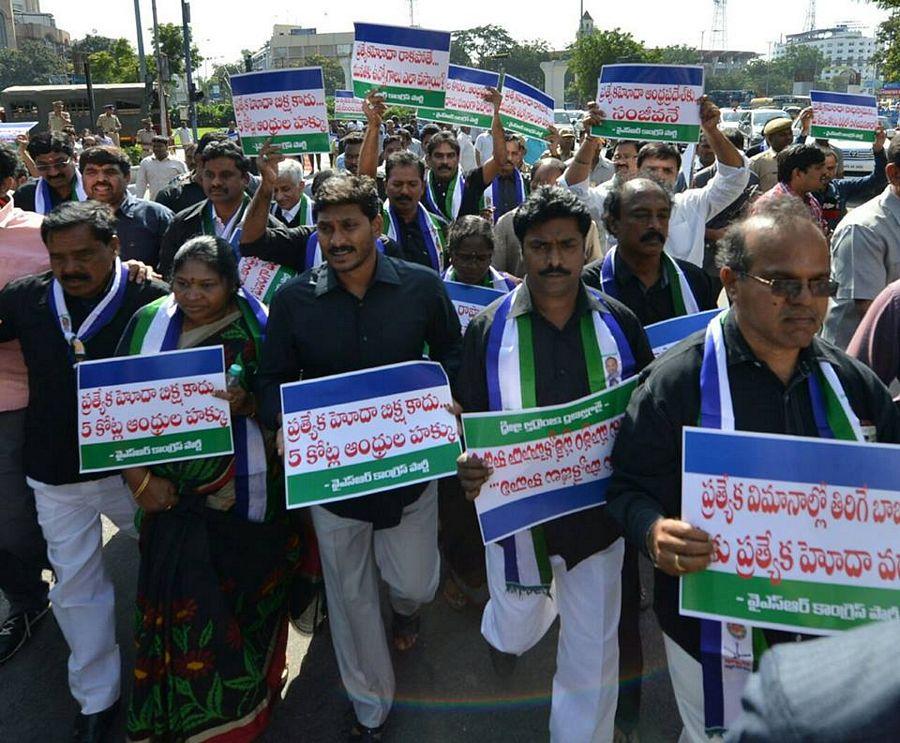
top-left (680, 427), bottom-right (900, 635)
top-left (280, 361), bottom-right (461, 509)
top-left (417, 65), bottom-right (501, 129)
top-left (78, 347), bottom-right (233, 473)
top-left (499, 74), bottom-right (554, 140)
top-left (645, 309), bottom-right (721, 358)
top-left (462, 379), bottom-right (637, 544)
top-left (810, 90), bottom-right (878, 143)
top-left (230, 68), bottom-right (330, 156)
top-left (351, 23), bottom-right (451, 109)
top-left (443, 280), bottom-right (505, 332)
top-left (593, 64), bottom-right (704, 144)
top-left (333, 90), bottom-right (364, 121)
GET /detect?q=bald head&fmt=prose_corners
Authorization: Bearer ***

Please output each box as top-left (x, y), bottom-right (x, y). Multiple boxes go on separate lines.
top-left (531, 157), bottom-right (566, 187)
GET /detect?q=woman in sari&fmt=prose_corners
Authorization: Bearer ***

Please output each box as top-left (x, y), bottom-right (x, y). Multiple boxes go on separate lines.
top-left (117, 235), bottom-right (309, 742)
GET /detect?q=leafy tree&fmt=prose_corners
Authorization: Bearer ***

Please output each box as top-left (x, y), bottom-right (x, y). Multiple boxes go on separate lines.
top-left (873, 10), bottom-right (900, 82)
top-left (450, 25), bottom-right (517, 67)
top-left (647, 45), bottom-right (701, 65)
top-left (149, 23), bottom-right (202, 79)
top-left (0, 40), bottom-right (67, 89)
top-left (303, 53), bottom-right (345, 95)
top-left (567, 28), bottom-right (649, 102)
top-left (480, 40), bottom-right (550, 89)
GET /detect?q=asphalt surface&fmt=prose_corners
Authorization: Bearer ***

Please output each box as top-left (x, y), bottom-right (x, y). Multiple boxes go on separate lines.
top-left (0, 516), bottom-right (681, 742)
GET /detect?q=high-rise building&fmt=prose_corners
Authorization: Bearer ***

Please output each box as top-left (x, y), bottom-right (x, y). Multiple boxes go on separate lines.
top-left (0, 0), bottom-right (69, 54)
top-left (773, 25), bottom-right (878, 87)
top-left (267, 26), bottom-right (352, 86)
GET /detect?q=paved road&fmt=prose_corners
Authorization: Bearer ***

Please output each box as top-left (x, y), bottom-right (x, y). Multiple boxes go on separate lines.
top-left (0, 519), bottom-right (681, 742)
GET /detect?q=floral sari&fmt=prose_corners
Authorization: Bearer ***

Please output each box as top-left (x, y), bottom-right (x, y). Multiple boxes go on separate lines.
top-left (119, 294), bottom-right (313, 742)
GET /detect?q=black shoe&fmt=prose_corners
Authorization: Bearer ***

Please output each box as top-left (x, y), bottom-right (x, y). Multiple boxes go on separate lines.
top-left (488, 644), bottom-right (518, 678)
top-left (0, 605), bottom-right (50, 665)
top-left (72, 700), bottom-right (120, 743)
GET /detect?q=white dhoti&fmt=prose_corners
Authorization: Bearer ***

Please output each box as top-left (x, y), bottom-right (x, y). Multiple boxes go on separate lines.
top-left (311, 481), bottom-right (440, 728)
top-left (663, 634), bottom-right (725, 743)
top-left (28, 474), bottom-right (138, 714)
top-left (482, 537), bottom-right (624, 743)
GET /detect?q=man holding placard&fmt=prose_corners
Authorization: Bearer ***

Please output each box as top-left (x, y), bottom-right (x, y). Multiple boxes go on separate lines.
top-left (456, 187), bottom-right (653, 743)
top-left (256, 175), bottom-right (462, 740)
top-left (0, 201), bottom-right (168, 741)
top-left (606, 198), bottom-right (900, 742)
top-left (564, 89), bottom-right (749, 268)
top-left (358, 92), bottom-right (447, 271)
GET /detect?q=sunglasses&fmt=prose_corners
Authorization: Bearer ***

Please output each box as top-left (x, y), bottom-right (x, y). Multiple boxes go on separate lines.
top-left (35, 158), bottom-right (71, 173)
top-left (742, 272), bottom-right (838, 300)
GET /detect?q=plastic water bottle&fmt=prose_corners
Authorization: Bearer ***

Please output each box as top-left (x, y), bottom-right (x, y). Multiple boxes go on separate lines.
top-left (225, 363), bottom-right (243, 390)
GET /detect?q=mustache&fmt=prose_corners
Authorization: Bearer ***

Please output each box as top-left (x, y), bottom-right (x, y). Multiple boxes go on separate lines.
top-left (538, 266), bottom-right (571, 276)
top-left (392, 195), bottom-right (412, 202)
top-left (640, 230), bottom-right (666, 243)
top-left (61, 273), bottom-right (90, 282)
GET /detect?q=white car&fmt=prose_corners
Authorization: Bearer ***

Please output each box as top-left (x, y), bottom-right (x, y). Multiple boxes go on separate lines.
top-left (803, 135), bottom-right (875, 177)
top-left (719, 109), bottom-right (749, 147)
top-left (742, 109), bottom-right (790, 147)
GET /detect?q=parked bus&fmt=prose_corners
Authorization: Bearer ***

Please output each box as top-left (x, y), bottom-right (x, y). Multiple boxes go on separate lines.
top-left (0, 83), bottom-right (157, 144)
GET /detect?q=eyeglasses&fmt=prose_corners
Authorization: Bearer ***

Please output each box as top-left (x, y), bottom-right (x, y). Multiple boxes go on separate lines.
top-left (612, 154), bottom-right (637, 162)
top-left (35, 158), bottom-right (71, 173)
top-left (742, 272), bottom-right (838, 299)
top-left (451, 252), bottom-right (493, 265)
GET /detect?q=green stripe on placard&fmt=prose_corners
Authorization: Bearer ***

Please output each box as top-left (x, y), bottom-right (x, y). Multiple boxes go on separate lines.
top-left (333, 111), bottom-right (362, 121)
top-left (499, 114), bottom-right (549, 140)
top-left (681, 570), bottom-right (899, 632)
top-left (240, 132), bottom-right (331, 156)
top-left (80, 427), bottom-right (233, 472)
top-left (286, 443), bottom-right (460, 508)
top-left (463, 378), bottom-right (637, 447)
top-left (352, 81), bottom-right (446, 109)
top-left (418, 107), bottom-right (494, 129)
top-left (591, 121), bottom-right (700, 144)
top-left (810, 125), bottom-right (875, 143)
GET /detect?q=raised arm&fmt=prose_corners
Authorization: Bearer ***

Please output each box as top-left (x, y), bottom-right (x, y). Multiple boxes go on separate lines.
top-left (563, 104), bottom-right (604, 187)
top-left (358, 89), bottom-right (387, 179)
top-left (699, 96), bottom-right (742, 169)
top-left (240, 141), bottom-right (282, 245)
top-left (480, 87), bottom-right (507, 183)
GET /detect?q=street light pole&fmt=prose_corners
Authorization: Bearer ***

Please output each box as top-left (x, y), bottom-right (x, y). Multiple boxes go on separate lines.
top-left (181, 0), bottom-right (199, 141)
top-left (150, 0), bottom-right (168, 138)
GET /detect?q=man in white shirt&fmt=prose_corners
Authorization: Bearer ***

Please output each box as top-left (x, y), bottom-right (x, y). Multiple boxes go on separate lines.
top-left (457, 126), bottom-right (477, 173)
top-left (561, 97), bottom-right (749, 267)
top-left (474, 129), bottom-right (493, 167)
top-left (133, 136), bottom-right (187, 200)
top-left (175, 121), bottom-right (193, 147)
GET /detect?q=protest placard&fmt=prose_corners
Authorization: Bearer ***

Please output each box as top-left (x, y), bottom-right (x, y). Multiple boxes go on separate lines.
top-left (351, 23), bottom-right (450, 109)
top-left (0, 121), bottom-right (38, 142)
top-left (443, 280), bottom-right (505, 332)
top-left (230, 67), bottom-right (330, 155)
top-left (645, 309), bottom-right (721, 358)
top-left (680, 427), bottom-right (900, 634)
top-left (417, 65), bottom-right (501, 129)
top-left (499, 74), bottom-right (554, 140)
top-left (462, 378), bottom-right (637, 544)
top-left (78, 347), bottom-right (233, 473)
top-left (593, 64), bottom-right (704, 144)
top-left (810, 90), bottom-right (878, 143)
top-left (280, 361), bottom-right (461, 509)
top-left (333, 90), bottom-right (364, 121)
top-left (238, 256), bottom-right (295, 305)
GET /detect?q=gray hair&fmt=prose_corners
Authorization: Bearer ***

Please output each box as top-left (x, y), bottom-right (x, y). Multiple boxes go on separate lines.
top-left (276, 157), bottom-right (305, 185)
top-left (716, 196), bottom-right (817, 273)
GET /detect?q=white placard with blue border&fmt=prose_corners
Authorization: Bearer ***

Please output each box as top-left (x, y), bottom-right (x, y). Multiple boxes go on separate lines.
top-left (443, 281), bottom-right (506, 332)
top-left (645, 309), bottom-right (721, 357)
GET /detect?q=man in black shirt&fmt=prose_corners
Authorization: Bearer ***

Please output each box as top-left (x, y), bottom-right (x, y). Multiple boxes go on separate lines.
top-left (584, 177), bottom-right (717, 326)
top-left (606, 198), bottom-right (900, 742)
top-left (582, 176), bottom-right (716, 741)
top-left (0, 202), bottom-right (168, 742)
top-left (421, 89), bottom-right (508, 225)
top-left (256, 175), bottom-right (461, 740)
top-left (358, 93), bottom-right (447, 271)
top-left (13, 133), bottom-right (87, 214)
top-left (456, 187), bottom-right (653, 743)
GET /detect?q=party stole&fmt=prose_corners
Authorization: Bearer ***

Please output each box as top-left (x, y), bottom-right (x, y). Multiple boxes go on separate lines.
top-left (126, 289), bottom-right (272, 522)
top-left (697, 311), bottom-right (863, 735)
top-left (485, 284), bottom-right (636, 593)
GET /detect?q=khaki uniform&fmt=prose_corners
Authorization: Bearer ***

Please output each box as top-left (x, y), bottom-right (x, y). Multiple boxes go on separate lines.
top-left (96, 113), bottom-right (121, 145)
top-left (749, 148), bottom-right (779, 194)
top-left (48, 111), bottom-right (71, 135)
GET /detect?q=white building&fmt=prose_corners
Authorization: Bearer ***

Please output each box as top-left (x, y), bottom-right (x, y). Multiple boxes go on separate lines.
top-left (773, 25), bottom-right (878, 86)
top-left (268, 26), bottom-right (352, 87)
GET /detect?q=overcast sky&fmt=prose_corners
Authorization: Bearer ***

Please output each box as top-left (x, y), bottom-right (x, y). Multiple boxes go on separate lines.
top-left (41, 0), bottom-right (888, 69)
